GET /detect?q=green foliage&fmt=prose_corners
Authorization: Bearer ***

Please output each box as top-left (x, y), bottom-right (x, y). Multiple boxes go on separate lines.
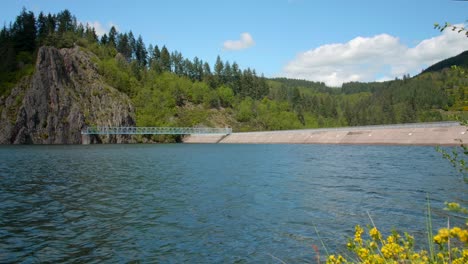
top-left (0, 63), bottom-right (34, 96)
top-left (97, 58), bottom-right (139, 96)
top-left (235, 97), bottom-right (255, 122)
top-left (1, 7), bottom-right (467, 135)
top-left (191, 82), bottom-right (210, 104)
top-left (423, 51), bottom-right (468, 74)
top-left (437, 142), bottom-right (468, 178)
top-left (217, 86), bottom-right (234, 107)
top-left (434, 22), bottom-right (467, 38)
top-left (436, 120), bottom-right (468, 182)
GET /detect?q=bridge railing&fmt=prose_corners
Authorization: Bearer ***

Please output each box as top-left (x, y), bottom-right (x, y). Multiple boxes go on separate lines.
top-left (81, 126), bottom-right (232, 135)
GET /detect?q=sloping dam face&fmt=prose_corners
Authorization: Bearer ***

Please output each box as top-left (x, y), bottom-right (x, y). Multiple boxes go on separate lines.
top-left (183, 122), bottom-right (468, 146)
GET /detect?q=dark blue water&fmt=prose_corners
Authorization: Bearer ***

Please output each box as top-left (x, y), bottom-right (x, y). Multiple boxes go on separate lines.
top-left (0, 144), bottom-right (466, 263)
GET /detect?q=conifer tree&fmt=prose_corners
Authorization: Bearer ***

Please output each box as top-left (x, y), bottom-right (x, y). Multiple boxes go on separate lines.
top-left (108, 26), bottom-right (117, 47)
top-left (160, 45), bottom-right (171, 72)
top-left (12, 8), bottom-right (36, 52)
top-left (117, 33), bottom-right (132, 61)
top-left (135, 35), bottom-right (147, 67)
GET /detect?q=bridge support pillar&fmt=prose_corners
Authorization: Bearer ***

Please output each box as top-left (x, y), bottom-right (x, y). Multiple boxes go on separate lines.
top-left (81, 134), bottom-right (90, 145)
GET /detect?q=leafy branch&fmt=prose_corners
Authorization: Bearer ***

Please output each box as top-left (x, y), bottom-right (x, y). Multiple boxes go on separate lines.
top-left (434, 22), bottom-right (468, 37)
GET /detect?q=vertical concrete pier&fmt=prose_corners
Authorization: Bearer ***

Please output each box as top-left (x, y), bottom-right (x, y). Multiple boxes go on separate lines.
top-left (81, 134), bottom-right (90, 145)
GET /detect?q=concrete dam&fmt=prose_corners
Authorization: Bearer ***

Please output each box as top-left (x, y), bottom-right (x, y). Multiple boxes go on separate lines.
top-left (183, 122), bottom-right (468, 146)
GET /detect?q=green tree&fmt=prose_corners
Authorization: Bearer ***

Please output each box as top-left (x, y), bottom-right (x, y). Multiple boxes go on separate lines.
top-left (56, 9), bottom-right (75, 34)
top-left (100, 34), bottom-right (108, 45)
top-left (150, 45), bottom-right (162, 73)
top-left (214, 55), bottom-right (224, 76)
top-left (217, 86), bottom-right (235, 107)
top-left (12, 8), bottom-right (36, 53)
top-left (128, 31), bottom-right (136, 59)
top-left (160, 45), bottom-right (171, 72)
top-left (193, 56), bottom-right (203, 81)
top-left (236, 97), bottom-right (255, 122)
top-left (214, 55), bottom-right (224, 87)
top-left (108, 26), bottom-right (117, 47)
top-left (135, 35), bottom-right (147, 67)
top-left (171, 51), bottom-right (184, 75)
top-left (84, 24), bottom-right (97, 42)
top-left (117, 33), bottom-right (132, 61)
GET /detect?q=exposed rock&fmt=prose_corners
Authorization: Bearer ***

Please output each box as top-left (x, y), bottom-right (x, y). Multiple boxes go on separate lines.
top-left (0, 46), bottom-right (136, 144)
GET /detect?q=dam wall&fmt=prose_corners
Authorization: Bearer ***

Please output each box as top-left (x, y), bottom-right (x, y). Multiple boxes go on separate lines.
top-left (183, 122), bottom-right (468, 146)
top-left (183, 134), bottom-right (228, 143)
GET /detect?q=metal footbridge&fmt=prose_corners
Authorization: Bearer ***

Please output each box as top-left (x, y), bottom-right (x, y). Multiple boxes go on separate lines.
top-left (81, 126), bottom-right (232, 135)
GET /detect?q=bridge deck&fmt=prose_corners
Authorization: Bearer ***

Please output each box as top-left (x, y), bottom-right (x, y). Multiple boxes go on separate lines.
top-left (81, 127), bottom-right (232, 135)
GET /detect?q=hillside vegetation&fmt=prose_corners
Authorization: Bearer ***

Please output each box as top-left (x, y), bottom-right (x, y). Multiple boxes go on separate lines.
top-left (1, 8), bottom-right (467, 140)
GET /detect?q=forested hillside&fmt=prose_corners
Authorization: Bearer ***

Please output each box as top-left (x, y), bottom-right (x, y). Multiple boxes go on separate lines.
top-left (0, 8), bottom-right (466, 142)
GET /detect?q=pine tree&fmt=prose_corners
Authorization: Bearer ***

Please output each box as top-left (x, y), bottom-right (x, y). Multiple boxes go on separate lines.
top-left (108, 26), bottom-right (117, 47)
top-left (203, 62), bottom-right (211, 76)
top-left (117, 33), bottom-right (132, 61)
top-left (100, 33), bottom-right (108, 45)
top-left (171, 51), bottom-right (183, 75)
top-left (214, 55), bottom-right (224, 76)
top-left (128, 31), bottom-right (136, 59)
top-left (231, 62), bottom-right (242, 94)
top-left (147, 44), bottom-right (154, 66)
top-left (223, 61), bottom-right (232, 85)
top-left (160, 45), bottom-right (171, 72)
top-left (135, 35), bottom-right (147, 67)
top-left (56, 9), bottom-right (75, 33)
top-left (184, 58), bottom-right (194, 79)
top-left (150, 45), bottom-right (162, 73)
top-left (193, 57), bottom-right (203, 81)
top-left (214, 55), bottom-right (224, 87)
top-left (36, 12), bottom-right (48, 45)
top-left (12, 8), bottom-right (36, 53)
top-left (85, 24), bottom-right (97, 42)
top-left (0, 26), bottom-right (16, 73)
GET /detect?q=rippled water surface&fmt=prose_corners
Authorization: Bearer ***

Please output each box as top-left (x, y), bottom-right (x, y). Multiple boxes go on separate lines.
top-left (0, 144), bottom-right (466, 263)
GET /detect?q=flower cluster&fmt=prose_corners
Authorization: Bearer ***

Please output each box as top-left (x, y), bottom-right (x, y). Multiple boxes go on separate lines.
top-left (434, 226), bottom-right (468, 245)
top-left (327, 224), bottom-right (468, 264)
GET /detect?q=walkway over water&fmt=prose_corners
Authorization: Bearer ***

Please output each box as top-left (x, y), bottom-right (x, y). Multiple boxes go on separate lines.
top-left (81, 126), bottom-right (232, 135)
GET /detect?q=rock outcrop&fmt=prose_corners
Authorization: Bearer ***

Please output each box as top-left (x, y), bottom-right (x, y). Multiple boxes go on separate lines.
top-left (0, 46), bottom-right (135, 144)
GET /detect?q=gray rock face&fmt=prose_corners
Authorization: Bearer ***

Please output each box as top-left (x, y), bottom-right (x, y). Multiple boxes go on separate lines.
top-left (0, 46), bottom-right (136, 144)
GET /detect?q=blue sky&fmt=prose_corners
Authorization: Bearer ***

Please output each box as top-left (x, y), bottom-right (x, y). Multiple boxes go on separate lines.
top-left (1, 0), bottom-right (467, 86)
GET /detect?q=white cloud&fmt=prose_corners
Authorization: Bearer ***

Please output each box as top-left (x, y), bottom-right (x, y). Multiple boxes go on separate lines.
top-left (281, 25), bottom-right (468, 87)
top-left (79, 21), bottom-right (119, 37)
top-left (223, 32), bottom-right (255, 51)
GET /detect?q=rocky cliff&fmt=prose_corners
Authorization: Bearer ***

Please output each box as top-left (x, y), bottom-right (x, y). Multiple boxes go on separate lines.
top-left (0, 46), bottom-right (135, 144)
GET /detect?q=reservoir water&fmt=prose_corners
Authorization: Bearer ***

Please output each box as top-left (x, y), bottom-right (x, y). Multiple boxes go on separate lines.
top-left (0, 144), bottom-right (466, 263)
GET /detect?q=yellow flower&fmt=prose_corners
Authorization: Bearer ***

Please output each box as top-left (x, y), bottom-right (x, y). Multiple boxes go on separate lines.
top-left (369, 227), bottom-right (382, 241)
top-left (381, 241), bottom-right (404, 259)
top-left (437, 252), bottom-right (445, 260)
top-left (450, 227), bottom-right (462, 236)
top-left (327, 255), bottom-right (336, 263)
top-left (326, 254), bottom-right (345, 264)
top-left (453, 249), bottom-right (468, 264)
top-left (358, 248), bottom-right (369, 259)
top-left (411, 253), bottom-right (421, 260)
top-left (434, 228), bottom-right (449, 244)
top-left (354, 225), bottom-right (364, 245)
top-left (450, 226), bottom-right (468, 243)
